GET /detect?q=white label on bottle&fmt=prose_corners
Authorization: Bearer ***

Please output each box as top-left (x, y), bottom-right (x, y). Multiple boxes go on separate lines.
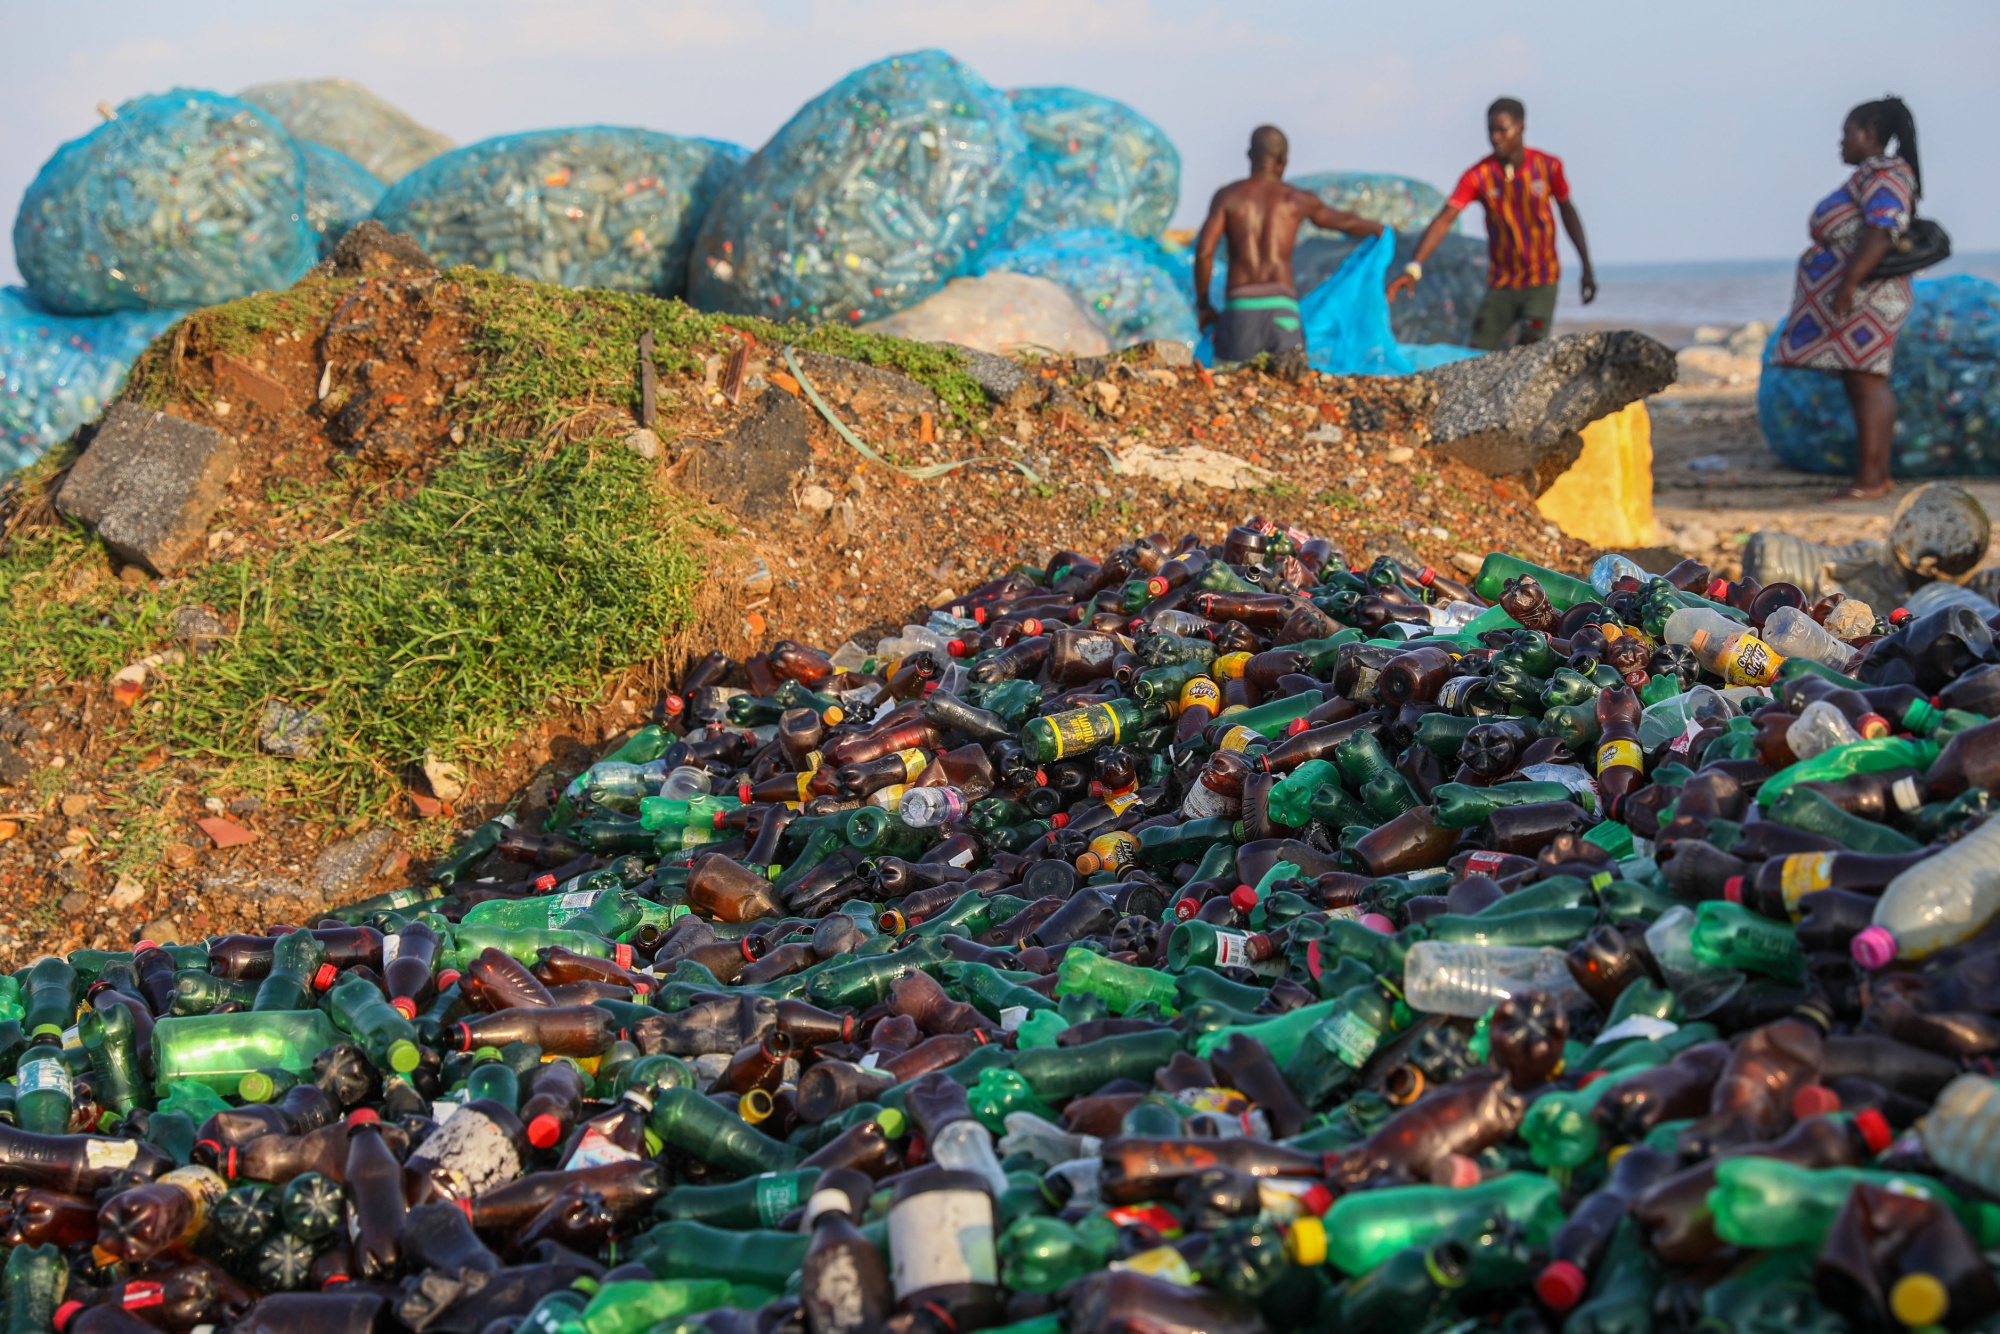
top-left (1180, 780), bottom-right (1232, 819)
top-left (948, 845), bottom-right (976, 868)
top-left (1891, 776), bottom-right (1922, 813)
top-left (1213, 931), bottom-right (1253, 968)
top-left (17, 1058), bottom-right (71, 1098)
top-left (381, 934), bottom-right (403, 966)
top-left (412, 1106), bottom-right (522, 1199)
top-left (802, 1187), bottom-right (853, 1230)
top-left (1594, 1015), bottom-right (1680, 1044)
top-left (888, 1188), bottom-right (997, 1298)
top-left (60, 1026), bottom-right (81, 1051)
top-left (84, 1138), bottom-right (139, 1171)
top-left (565, 1125), bottom-right (640, 1171)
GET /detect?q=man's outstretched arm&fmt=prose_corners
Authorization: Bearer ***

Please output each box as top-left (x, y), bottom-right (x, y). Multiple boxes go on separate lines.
top-left (1302, 194), bottom-right (1386, 240)
top-left (1386, 205), bottom-right (1462, 303)
top-left (1558, 199), bottom-right (1597, 304)
top-left (1192, 191), bottom-right (1228, 333)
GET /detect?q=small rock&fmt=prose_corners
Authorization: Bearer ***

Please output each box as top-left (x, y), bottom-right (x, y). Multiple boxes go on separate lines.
top-left (203, 796), bottom-right (226, 814)
top-left (59, 893), bottom-right (89, 916)
top-left (1135, 339), bottom-right (1194, 368)
top-left (60, 793), bottom-right (90, 818)
top-left (109, 877), bottom-right (147, 911)
top-left (0, 740), bottom-right (28, 786)
top-left (227, 796), bottom-right (264, 816)
top-left (54, 401), bottom-right (241, 576)
top-left (138, 919), bottom-right (180, 946)
top-left (741, 558), bottom-right (774, 596)
top-left (1087, 381), bottom-right (1120, 414)
top-left (798, 485), bottom-right (836, 515)
top-left (312, 828), bottom-right (396, 898)
top-left (162, 843), bottom-right (199, 869)
top-left (421, 753), bottom-right (467, 803)
top-left (172, 605), bottom-right (229, 650)
top-left (259, 702), bottom-right (328, 760)
top-left (1450, 552), bottom-right (1484, 575)
top-left (1385, 446), bottom-right (1415, 464)
top-left (623, 428), bottom-right (661, 460)
top-left (1303, 424), bottom-right (1344, 446)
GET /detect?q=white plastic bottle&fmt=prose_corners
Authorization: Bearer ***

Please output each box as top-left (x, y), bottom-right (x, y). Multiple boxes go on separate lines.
top-left (898, 786), bottom-right (967, 829)
top-left (928, 1117), bottom-right (1011, 1197)
top-left (1401, 942), bottom-right (1584, 1018)
top-left (1785, 699), bottom-right (1863, 761)
top-left (1854, 816), bottom-right (2000, 966)
top-left (1920, 1075), bottom-right (2000, 1196)
top-left (1760, 606), bottom-right (1860, 672)
top-left (1663, 607), bottom-right (1785, 687)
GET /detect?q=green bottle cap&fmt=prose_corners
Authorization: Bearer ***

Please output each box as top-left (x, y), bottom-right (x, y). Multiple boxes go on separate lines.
top-left (238, 1071), bottom-right (276, 1102)
top-left (389, 1040), bottom-right (421, 1075)
top-left (875, 1106), bottom-right (906, 1139)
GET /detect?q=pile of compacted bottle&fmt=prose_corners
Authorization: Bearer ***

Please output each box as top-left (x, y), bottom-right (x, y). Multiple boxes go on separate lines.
top-left (12, 521), bottom-right (2000, 1334)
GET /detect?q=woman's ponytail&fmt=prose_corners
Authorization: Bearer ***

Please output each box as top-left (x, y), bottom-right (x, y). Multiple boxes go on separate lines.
top-left (1850, 95), bottom-right (1922, 197)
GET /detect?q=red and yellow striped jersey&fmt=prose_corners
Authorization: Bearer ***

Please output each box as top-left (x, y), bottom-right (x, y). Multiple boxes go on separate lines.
top-left (1448, 148), bottom-right (1570, 290)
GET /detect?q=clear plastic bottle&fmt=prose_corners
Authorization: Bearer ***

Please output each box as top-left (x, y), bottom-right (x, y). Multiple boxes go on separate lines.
top-left (1148, 608), bottom-right (1214, 635)
top-left (1663, 607), bottom-right (1785, 687)
top-left (1589, 553), bottom-right (1648, 597)
top-left (828, 640), bottom-right (876, 673)
top-left (898, 786), bottom-right (968, 829)
top-left (1636, 686), bottom-right (1730, 751)
top-left (1903, 580), bottom-right (2000, 621)
top-left (658, 767), bottom-right (713, 801)
top-left (1644, 905), bottom-right (1745, 1014)
top-left (998, 1112), bottom-right (1100, 1168)
top-left (1401, 942), bottom-right (1585, 1018)
top-left (1760, 606), bottom-right (1860, 672)
top-left (929, 1118), bottom-right (1011, 1198)
top-left (1785, 699), bottom-right (1863, 761)
top-left (1919, 1075), bottom-right (2000, 1196)
top-left (1854, 815), bottom-right (2000, 966)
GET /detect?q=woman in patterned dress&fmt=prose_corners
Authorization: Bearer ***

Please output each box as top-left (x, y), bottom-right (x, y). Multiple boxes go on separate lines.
top-left (1773, 97), bottom-right (1922, 500)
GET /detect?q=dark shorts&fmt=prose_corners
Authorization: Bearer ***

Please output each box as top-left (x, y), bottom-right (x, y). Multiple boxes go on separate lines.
top-left (1472, 283), bottom-right (1560, 350)
top-left (1213, 295), bottom-right (1305, 364)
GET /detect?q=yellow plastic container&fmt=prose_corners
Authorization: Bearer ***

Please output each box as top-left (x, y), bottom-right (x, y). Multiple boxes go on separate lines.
top-left (1536, 401), bottom-right (1658, 548)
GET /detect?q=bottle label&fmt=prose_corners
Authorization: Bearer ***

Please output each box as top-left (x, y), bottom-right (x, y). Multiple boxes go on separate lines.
top-left (565, 1125), bottom-right (641, 1171)
top-left (381, 934), bottom-right (403, 966)
top-left (1350, 665), bottom-right (1383, 702)
top-left (1318, 1009), bottom-right (1383, 1069)
top-left (754, 1172), bottom-right (802, 1227)
top-left (84, 1137), bottom-right (139, 1171)
top-left (1717, 635), bottom-right (1781, 687)
top-left (1180, 781), bottom-right (1233, 820)
top-left (897, 748), bottom-right (931, 782)
top-left (801, 1186), bottom-right (853, 1229)
top-left (1438, 676), bottom-right (1482, 711)
top-left (887, 1188), bottom-right (997, 1298)
top-left (1216, 725), bottom-right (1258, 753)
top-left (412, 1107), bottom-right (524, 1199)
top-left (121, 1281), bottom-right (165, 1310)
top-left (1045, 708), bottom-right (1113, 761)
top-left (17, 1058), bottom-right (71, 1098)
top-left (1179, 677), bottom-right (1221, 712)
top-left (1891, 776), bottom-right (1922, 814)
top-left (1464, 851), bottom-right (1509, 876)
top-left (1780, 852), bottom-right (1835, 916)
top-left (1111, 1245), bottom-right (1197, 1286)
top-left (1212, 930), bottom-right (1254, 968)
top-left (1595, 739), bottom-right (1643, 774)
top-left (163, 1165), bottom-right (228, 1236)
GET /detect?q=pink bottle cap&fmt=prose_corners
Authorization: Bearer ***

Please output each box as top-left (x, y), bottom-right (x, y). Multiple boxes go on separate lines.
top-left (1852, 925), bottom-right (1898, 970)
top-left (1723, 876), bottom-right (1744, 904)
top-left (1536, 1260), bottom-right (1588, 1311)
top-left (1359, 912), bottom-right (1395, 934)
top-left (1792, 1084), bottom-right (1841, 1119)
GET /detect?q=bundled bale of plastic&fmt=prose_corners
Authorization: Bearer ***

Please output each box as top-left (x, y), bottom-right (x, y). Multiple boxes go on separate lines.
top-left (1759, 275), bottom-right (2000, 476)
top-left (978, 228), bottom-right (1197, 348)
top-left (13, 90), bottom-right (316, 315)
top-left (371, 128), bottom-right (746, 297)
top-left (239, 77), bottom-right (453, 183)
top-left (1291, 171), bottom-right (1452, 237)
top-left (1003, 87), bottom-right (1179, 244)
top-left (300, 142), bottom-right (385, 259)
top-left (0, 288), bottom-right (181, 473)
top-left (688, 49), bottom-right (1026, 325)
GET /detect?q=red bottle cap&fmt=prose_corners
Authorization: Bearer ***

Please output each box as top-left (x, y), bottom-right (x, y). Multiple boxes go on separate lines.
top-left (390, 997), bottom-right (418, 1020)
top-left (662, 694), bottom-right (685, 716)
top-left (1034, 768), bottom-right (1049, 786)
top-left (312, 963), bottom-right (339, 991)
top-left (1049, 812), bottom-right (1069, 828)
top-left (1304, 938), bottom-right (1325, 979)
top-left (1174, 898), bottom-right (1200, 921)
top-left (1852, 925), bottom-right (1898, 970)
top-left (134, 940), bottom-right (158, 952)
top-left (738, 783), bottom-right (754, 804)
top-left (973, 606), bottom-right (987, 624)
top-left (1299, 1183), bottom-right (1334, 1216)
top-left (346, 1107), bottom-right (380, 1125)
top-left (741, 937), bottom-right (760, 962)
top-left (1230, 885), bottom-right (1259, 912)
top-left (1536, 1260), bottom-right (1589, 1311)
top-left (1706, 578), bottom-right (1732, 600)
top-left (1857, 712), bottom-right (1890, 738)
top-left (526, 1114), bottom-right (564, 1149)
top-left (1854, 1107), bottom-right (1893, 1154)
top-left (453, 1023), bottom-right (476, 1053)
top-left (1723, 876), bottom-right (1744, 904)
top-left (437, 969), bottom-right (462, 990)
top-left (1418, 567), bottom-right (1438, 587)
top-left (1890, 607), bottom-right (1912, 625)
top-left (534, 874), bottom-right (557, 892)
top-left (947, 639), bottom-right (967, 657)
top-left (1023, 618), bottom-right (1042, 636)
top-left (1792, 1084), bottom-right (1842, 1119)
top-left (614, 944), bottom-right (634, 969)
top-left (1285, 716), bottom-right (1311, 736)
top-left (53, 1302), bottom-right (84, 1332)
top-left (1432, 1153), bottom-right (1482, 1189)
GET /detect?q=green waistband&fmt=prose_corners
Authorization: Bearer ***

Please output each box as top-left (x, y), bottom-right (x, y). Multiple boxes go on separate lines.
top-left (1226, 294), bottom-right (1301, 312)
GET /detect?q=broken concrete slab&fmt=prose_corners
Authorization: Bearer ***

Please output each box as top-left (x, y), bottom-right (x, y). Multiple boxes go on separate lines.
top-left (687, 387), bottom-right (814, 521)
top-left (790, 349), bottom-right (939, 426)
top-left (1421, 331), bottom-right (1677, 493)
top-left (312, 827), bottom-right (396, 898)
top-left (947, 345), bottom-right (1043, 409)
top-left (56, 401), bottom-right (239, 575)
top-left (1115, 441), bottom-right (1273, 491)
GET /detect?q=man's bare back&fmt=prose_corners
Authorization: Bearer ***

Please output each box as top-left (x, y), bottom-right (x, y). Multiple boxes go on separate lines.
top-left (1193, 126), bottom-right (1383, 362)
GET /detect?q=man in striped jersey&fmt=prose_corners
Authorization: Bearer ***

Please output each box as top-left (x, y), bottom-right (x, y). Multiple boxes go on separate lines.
top-left (1389, 98), bottom-right (1598, 351)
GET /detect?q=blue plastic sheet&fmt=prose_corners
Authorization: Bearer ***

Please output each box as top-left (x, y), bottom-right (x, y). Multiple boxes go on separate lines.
top-left (13, 90), bottom-right (315, 316)
top-left (300, 142), bottom-right (385, 260)
top-left (1196, 231), bottom-right (1478, 375)
top-left (1003, 87), bottom-right (1179, 244)
top-left (372, 128), bottom-right (745, 297)
top-left (1759, 275), bottom-right (2000, 476)
top-left (0, 288), bottom-right (182, 474)
top-left (688, 50), bottom-right (1026, 324)
top-left (977, 229), bottom-right (1197, 348)
top-left (1290, 172), bottom-right (1451, 237)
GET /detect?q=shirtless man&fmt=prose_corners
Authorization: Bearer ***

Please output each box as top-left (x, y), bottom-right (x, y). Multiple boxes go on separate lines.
top-left (1194, 125), bottom-right (1385, 366)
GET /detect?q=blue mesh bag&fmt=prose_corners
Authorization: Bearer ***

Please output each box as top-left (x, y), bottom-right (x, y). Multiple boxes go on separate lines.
top-left (372, 128), bottom-right (745, 297)
top-left (688, 50), bottom-right (1026, 324)
top-left (1003, 87), bottom-right (1179, 244)
top-left (978, 228), bottom-right (1197, 348)
top-left (300, 142), bottom-right (385, 259)
top-left (1759, 275), bottom-right (2000, 476)
top-left (1289, 171), bottom-right (1452, 238)
top-left (13, 89), bottom-right (315, 316)
top-left (240, 77), bottom-right (453, 185)
top-left (0, 288), bottom-right (181, 473)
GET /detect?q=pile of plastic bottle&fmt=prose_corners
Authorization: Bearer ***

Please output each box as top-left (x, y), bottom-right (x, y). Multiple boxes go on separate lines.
top-left (12, 523), bottom-right (2000, 1334)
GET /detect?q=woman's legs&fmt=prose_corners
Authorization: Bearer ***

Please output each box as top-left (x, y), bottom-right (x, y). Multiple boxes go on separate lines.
top-left (1833, 369), bottom-right (1896, 499)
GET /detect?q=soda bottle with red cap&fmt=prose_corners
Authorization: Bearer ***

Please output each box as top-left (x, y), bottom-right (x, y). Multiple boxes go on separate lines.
top-left (380, 919), bottom-right (439, 1020)
top-left (1536, 1144), bottom-right (1678, 1312)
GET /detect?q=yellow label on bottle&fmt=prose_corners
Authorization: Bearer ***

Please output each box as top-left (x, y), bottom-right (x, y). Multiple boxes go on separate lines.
top-left (1595, 738), bottom-right (1643, 774)
top-left (1046, 706), bottom-right (1117, 760)
top-left (1114, 1246), bottom-right (1197, 1286)
top-left (1217, 725), bottom-right (1258, 753)
top-left (1211, 652), bottom-right (1252, 680)
top-left (1179, 677), bottom-right (1222, 711)
top-left (1780, 851), bottom-right (1835, 916)
top-left (1089, 831), bottom-right (1138, 875)
top-left (897, 748), bottom-right (930, 782)
top-left (1716, 634), bottom-right (1782, 687)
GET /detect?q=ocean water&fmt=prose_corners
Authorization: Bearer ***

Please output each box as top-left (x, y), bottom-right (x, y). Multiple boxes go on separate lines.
top-left (1562, 251), bottom-right (2000, 341)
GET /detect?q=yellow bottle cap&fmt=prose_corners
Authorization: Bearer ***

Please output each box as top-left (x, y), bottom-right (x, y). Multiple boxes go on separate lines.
top-left (874, 1107), bottom-right (906, 1139)
top-left (739, 1089), bottom-right (774, 1124)
top-left (1890, 1273), bottom-right (1949, 1328)
top-left (1606, 1143), bottom-right (1631, 1169)
top-left (1286, 1216), bottom-right (1327, 1267)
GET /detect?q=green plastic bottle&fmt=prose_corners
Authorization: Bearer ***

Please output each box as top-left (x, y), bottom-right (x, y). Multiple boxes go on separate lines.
top-left (1322, 1174), bottom-right (1564, 1275)
top-left (998, 1216), bottom-right (1111, 1293)
top-left (966, 1067), bottom-right (1058, 1133)
top-left (77, 1003), bottom-right (149, 1116)
top-left (645, 1088), bottom-right (802, 1175)
top-left (1015, 1028), bottom-right (1181, 1101)
top-left (1766, 785), bottom-right (1922, 855)
top-left (252, 931), bottom-right (326, 1012)
top-left (14, 1034), bottom-right (72, 1135)
top-left (565, 1278), bottom-right (737, 1334)
top-left (428, 814), bottom-right (516, 887)
top-left (1020, 699), bottom-right (1160, 765)
top-left (1473, 555), bottom-right (1599, 609)
top-left (1688, 901), bottom-right (1806, 981)
top-left (1563, 1218), bottom-right (1660, 1334)
top-left (152, 1010), bottom-right (343, 1098)
top-left (628, 1219), bottom-right (810, 1288)
top-left (943, 961), bottom-right (1058, 1021)
top-left (1193, 998), bottom-right (1342, 1066)
top-left (1755, 736), bottom-right (1940, 810)
top-left (19, 957), bottom-right (76, 1040)
top-left (1053, 950), bottom-right (1178, 1016)
top-left (1283, 978), bottom-right (1406, 1109)
top-left (658, 1170), bottom-right (823, 1229)
top-left (804, 938), bottom-right (951, 1009)
top-left (1424, 907), bottom-right (1599, 949)
top-left (1430, 781), bottom-right (1576, 830)
top-left (324, 973), bottom-right (422, 1073)
top-left (441, 925), bottom-right (615, 972)
top-left (1266, 759), bottom-right (1339, 827)
top-left (1708, 1157), bottom-right (2000, 1251)
top-left (1136, 817), bottom-right (1239, 867)
top-left (3, 1243), bottom-right (67, 1334)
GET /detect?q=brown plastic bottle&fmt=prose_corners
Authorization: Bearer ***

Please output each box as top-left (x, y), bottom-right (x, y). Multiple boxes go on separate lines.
top-left (382, 920), bottom-right (441, 1019)
top-left (1678, 1011), bottom-right (1828, 1159)
top-left (236, 1121), bottom-right (364, 1185)
top-left (711, 1032), bottom-right (794, 1099)
top-left (797, 1061), bottom-right (899, 1125)
top-left (799, 1167), bottom-right (895, 1334)
top-left (349, 1119), bottom-right (405, 1282)
top-left (1377, 645), bottom-right (1458, 706)
top-left (1067, 1268), bottom-right (1271, 1334)
top-left (452, 1006), bottom-right (616, 1057)
top-left (534, 946), bottom-right (652, 995)
top-left (1814, 1181), bottom-right (2000, 1331)
top-left (1, 1187), bottom-right (98, 1248)
top-left (1098, 1136), bottom-right (1326, 1204)
top-left (1487, 990), bottom-right (1567, 1090)
top-left (1499, 575), bottom-right (1560, 633)
top-left (1592, 1041), bottom-right (1732, 1144)
top-left (1593, 687), bottom-right (1646, 812)
top-left (1351, 806), bottom-right (1457, 876)
top-left (465, 947), bottom-right (557, 1010)
top-left (686, 852), bottom-right (786, 923)
top-left (468, 1160), bottom-right (667, 1232)
top-left (886, 1167), bottom-right (1003, 1327)
top-left (520, 1060), bottom-right (588, 1151)
top-left (799, 1119), bottom-right (903, 1179)
top-left (1207, 1035), bottom-right (1309, 1139)
top-left (821, 712), bottom-right (944, 769)
top-left (775, 1000), bottom-right (859, 1049)
top-left (1329, 1072), bottom-right (1527, 1189)
top-left (1564, 925), bottom-right (1648, 1009)
top-left (889, 970), bottom-right (990, 1037)
top-left (95, 1164), bottom-right (228, 1262)
top-left (880, 1032), bottom-right (992, 1085)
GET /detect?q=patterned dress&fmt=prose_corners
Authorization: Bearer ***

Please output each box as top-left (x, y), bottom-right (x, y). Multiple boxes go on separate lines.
top-left (1774, 155), bottom-right (1917, 374)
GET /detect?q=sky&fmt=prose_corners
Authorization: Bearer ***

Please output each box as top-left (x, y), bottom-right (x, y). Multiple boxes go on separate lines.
top-left (3, 0), bottom-right (1998, 285)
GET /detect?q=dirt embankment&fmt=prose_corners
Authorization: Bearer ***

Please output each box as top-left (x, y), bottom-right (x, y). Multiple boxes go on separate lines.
top-left (0, 268), bottom-right (1591, 957)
